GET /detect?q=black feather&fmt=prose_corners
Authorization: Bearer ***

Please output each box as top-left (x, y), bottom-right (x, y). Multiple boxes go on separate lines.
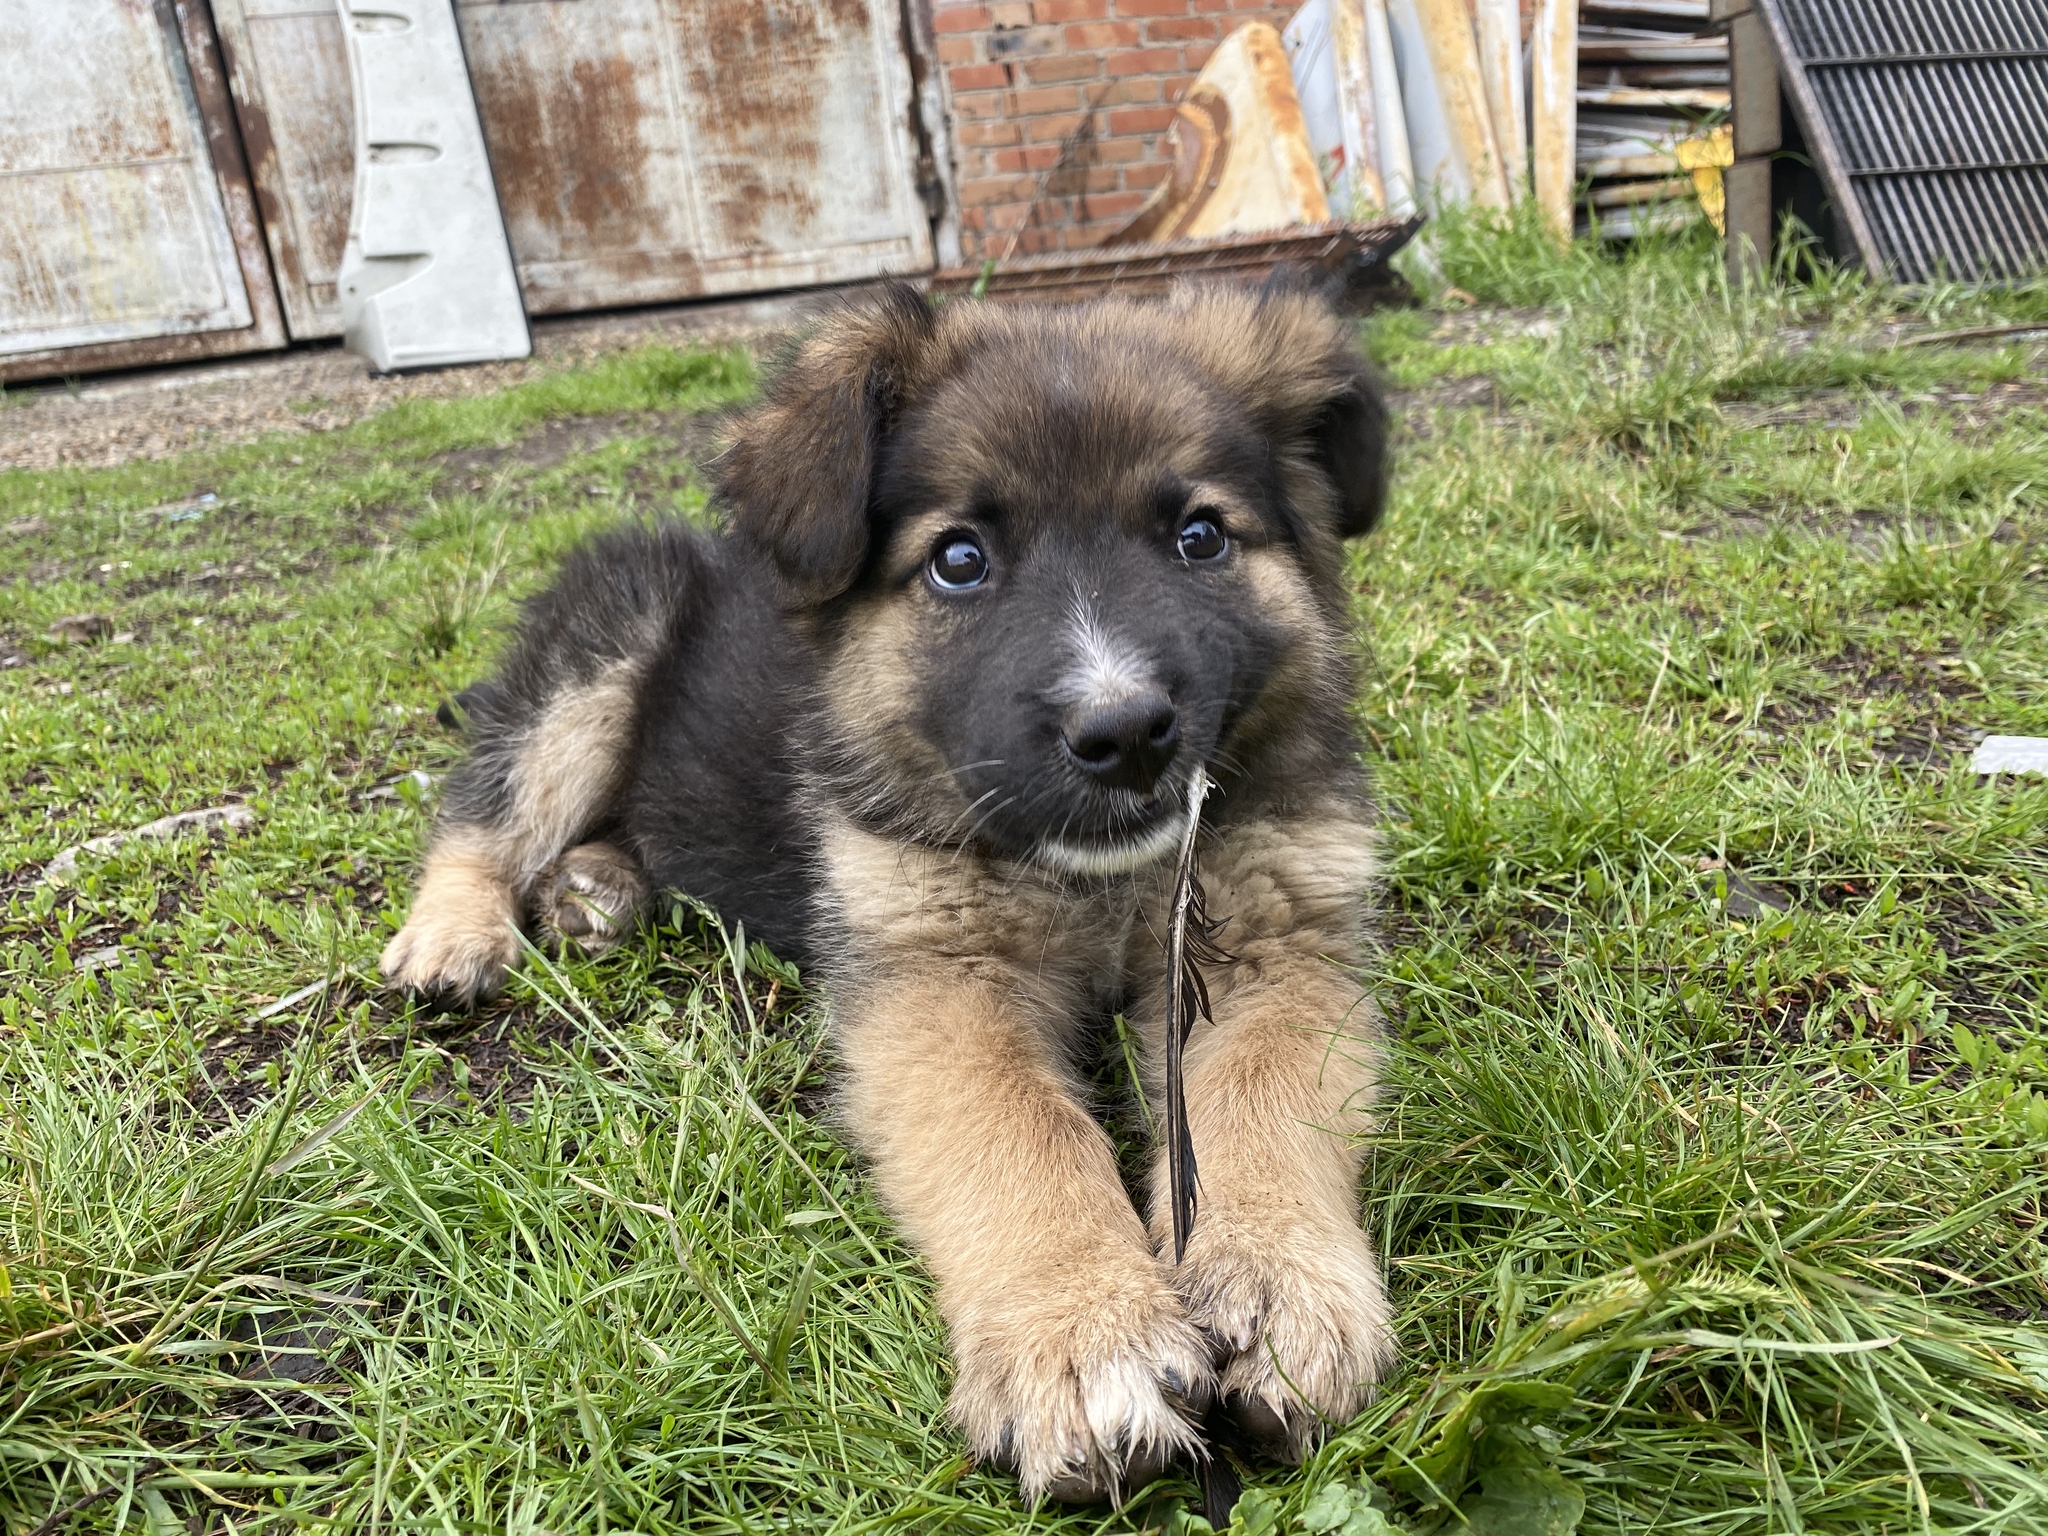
top-left (1164, 770), bottom-right (1229, 1266)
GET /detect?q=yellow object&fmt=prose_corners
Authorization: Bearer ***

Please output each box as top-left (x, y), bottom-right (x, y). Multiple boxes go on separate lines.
top-left (1677, 124), bottom-right (1734, 235)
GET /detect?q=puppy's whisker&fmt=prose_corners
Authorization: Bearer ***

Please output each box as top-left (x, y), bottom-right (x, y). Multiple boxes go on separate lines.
top-left (939, 783), bottom-right (1008, 843)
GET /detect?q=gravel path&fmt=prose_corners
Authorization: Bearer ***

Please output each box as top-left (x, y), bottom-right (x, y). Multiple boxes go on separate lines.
top-left (0, 287), bottom-right (842, 473)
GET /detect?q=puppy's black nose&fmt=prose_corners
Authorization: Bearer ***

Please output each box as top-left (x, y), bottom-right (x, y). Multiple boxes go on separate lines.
top-left (1061, 691), bottom-right (1179, 794)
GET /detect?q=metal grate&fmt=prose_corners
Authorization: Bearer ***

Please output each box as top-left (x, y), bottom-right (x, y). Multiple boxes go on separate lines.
top-left (1759, 0), bottom-right (2048, 283)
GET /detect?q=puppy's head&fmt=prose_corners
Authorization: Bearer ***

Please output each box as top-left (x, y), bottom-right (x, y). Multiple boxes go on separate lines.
top-left (717, 281), bottom-right (1386, 874)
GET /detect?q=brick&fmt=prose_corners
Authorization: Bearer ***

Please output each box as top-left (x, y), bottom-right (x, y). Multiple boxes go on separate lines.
top-left (1107, 45), bottom-right (1182, 73)
top-left (991, 0), bottom-right (1035, 23)
top-left (988, 23), bottom-right (1061, 56)
top-left (1113, 0), bottom-right (1192, 15)
top-left (1181, 42), bottom-right (1216, 68)
top-left (1145, 14), bottom-right (1219, 39)
top-left (932, 4), bottom-right (992, 33)
top-left (1123, 161), bottom-right (1172, 189)
top-left (949, 89), bottom-right (1008, 119)
top-left (955, 119), bottom-right (1026, 147)
top-left (1010, 83), bottom-right (1081, 113)
top-left (992, 144), bottom-right (1066, 172)
top-left (1032, 0), bottom-right (1107, 18)
top-left (1023, 51), bottom-right (1103, 81)
top-left (983, 201), bottom-right (1035, 230)
top-left (1106, 104), bottom-right (1176, 134)
top-left (1025, 110), bottom-right (1089, 140)
top-left (949, 62), bottom-right (1012, 90)
top-left (959, 174), bottom-right (1041, 206)
top-left (1192, 0), bottom-right (1229, 10)
top-left (936, 35), bottom-right (978, 63)
top-left (1095, 136), bottom-right (1147, 161)
top-left (1094, 75), bottom-right (1165, 102)
top-left (1077, 190), bottom-right (1145, 218)
top-left (1005, 224), bottom-right (1059, 254)
top-left (1066, 20), bottom-right (1139, 44)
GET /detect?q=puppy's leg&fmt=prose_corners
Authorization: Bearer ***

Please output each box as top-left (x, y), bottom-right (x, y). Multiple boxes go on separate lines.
top-left (384, 523), bottom-right (724, 1003)
top-left (1140, 805), bottom-right (1393, 1461)
top-left (840, 972), bottom-right (1212, 1503)
top-left (383, 661), bottom-right (645, 1002)
top-left (536, 840), bottom-right (648, 954)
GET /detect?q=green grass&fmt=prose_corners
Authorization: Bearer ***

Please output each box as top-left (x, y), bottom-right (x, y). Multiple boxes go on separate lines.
top-left (3, 219), bottom-right (2045, 1536)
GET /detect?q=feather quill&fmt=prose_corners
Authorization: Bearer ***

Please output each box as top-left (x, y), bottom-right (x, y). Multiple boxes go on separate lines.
top-left (1163, 767), bottom-right (1228, 1265)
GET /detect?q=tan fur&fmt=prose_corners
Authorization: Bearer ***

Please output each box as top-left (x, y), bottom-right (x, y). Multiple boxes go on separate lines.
top-left (1134, 805), bottom-right (1392, 1454)
top-left (378, 827), bottom-right (523, 1004)
top-left (505, 663), bottom-right (643, 885)
top-left (382, 661), bottom-right (642, 997)
top-left (826, 820), bottom-right (1206, 1500)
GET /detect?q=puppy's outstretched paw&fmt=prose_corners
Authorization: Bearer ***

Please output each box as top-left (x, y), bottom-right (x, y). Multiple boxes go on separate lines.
top-left (1174, 1213), bottom-right (1393, 1463)
top-left (536, 841), bottom-right (647, 955)
top-left (950, 1252), bottom-right (1212, 1504)
top-left (380, 909), bottom-right (519, 1005)
top-left (380, 844), bottom-right (521, 1005)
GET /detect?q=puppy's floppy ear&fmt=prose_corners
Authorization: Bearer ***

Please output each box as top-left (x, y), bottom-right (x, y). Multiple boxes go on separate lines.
top-left (1310, 353), bottom-right (1389, 540)
top-left (1177, 282), bottom-right (1390, 541)
top-left (715, 283), bottom-right (939, 601)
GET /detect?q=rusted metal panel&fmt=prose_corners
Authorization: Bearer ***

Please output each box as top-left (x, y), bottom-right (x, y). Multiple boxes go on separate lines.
top-left (0, 0), bottom-right (285, 378)
top-left (1530, 0), bottom-right (1578, 239)
top-left (927, 217), bottom-right (1422, 304)
top-left (209, 0), bottom-right (356, 338)
top-left (1387, 0), bottom-right (1510, 208)
top-left (455, 0), bottom-right (934, 314)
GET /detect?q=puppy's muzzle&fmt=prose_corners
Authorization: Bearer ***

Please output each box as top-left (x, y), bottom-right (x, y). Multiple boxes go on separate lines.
top-left (1060, 689), bottom-right (1180, 795)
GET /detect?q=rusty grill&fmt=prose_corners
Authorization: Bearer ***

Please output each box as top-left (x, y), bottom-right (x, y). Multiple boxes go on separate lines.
top-left (1759, 0), bottom-right (2048, 283)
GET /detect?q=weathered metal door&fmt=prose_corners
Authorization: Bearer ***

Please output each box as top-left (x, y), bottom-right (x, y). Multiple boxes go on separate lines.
top-left (0, 0), bottom-right (284, 377)
top-left (212, 0), bottom-right (935, 338)
top-left (459, 0), bottom-right (935, 312)
top-left (209, 0), bottom-right (356, 340)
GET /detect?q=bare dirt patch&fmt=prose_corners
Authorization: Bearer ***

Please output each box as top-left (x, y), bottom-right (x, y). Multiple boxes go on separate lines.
top-left (0, 286), bottom-right (841, 473)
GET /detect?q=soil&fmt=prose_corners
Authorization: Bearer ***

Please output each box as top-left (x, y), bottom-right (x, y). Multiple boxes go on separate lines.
top-left (0, 285), bottom-right (851, 473)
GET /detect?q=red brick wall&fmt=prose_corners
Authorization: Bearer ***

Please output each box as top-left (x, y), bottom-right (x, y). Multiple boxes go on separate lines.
top-left (929, 0), bottom-right (1303, 261)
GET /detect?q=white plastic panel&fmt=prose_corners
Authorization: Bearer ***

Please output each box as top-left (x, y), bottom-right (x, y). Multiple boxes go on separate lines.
top-left (336, 0), bottom-right (530, 370)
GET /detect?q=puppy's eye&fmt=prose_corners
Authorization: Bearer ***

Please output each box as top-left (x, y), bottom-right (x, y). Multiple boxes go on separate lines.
top-left (928, 534), bottom-right (989, 590)
top-left (1176, 516), bottom-right (1228, 563)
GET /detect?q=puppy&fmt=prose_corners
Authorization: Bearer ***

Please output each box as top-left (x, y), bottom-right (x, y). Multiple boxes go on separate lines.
top-left (382, 281), bottom-right (1395, 1502)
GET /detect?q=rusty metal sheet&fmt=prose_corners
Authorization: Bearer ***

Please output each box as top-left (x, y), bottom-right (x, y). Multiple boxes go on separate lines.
top-left (209, 0), bottom-right (356, 339)
top-left (0, 0), bottom-right (285, 378)
top-left (1530, 0), bottom-right (1578, 238)
top-left (1388, 0), bottom-right (1511, 208)
top-left (455, 0), bottom-right (934, 314)
top-left (1114, 22), bottom-right (1329, 245)
top-left (927, 216), bottom-right (1422, 305)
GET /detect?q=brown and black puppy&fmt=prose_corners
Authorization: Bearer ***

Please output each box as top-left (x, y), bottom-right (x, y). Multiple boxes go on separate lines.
top-left (381, 281), bottom-right (1394, 1503)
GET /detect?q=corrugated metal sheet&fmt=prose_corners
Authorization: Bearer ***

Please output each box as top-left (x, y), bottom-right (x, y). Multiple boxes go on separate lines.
top-left (1758, 0), bottom-right (2048, 283)
top-left (0, 0), bottom-right (285, 378)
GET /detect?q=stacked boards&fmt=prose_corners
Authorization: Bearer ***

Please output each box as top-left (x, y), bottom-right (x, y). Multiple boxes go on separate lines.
top-left (1574, 0), bottom-right (1731, 238)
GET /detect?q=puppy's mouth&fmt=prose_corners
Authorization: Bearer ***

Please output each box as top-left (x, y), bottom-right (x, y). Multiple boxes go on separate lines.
top-left (1031, 784), bottom-right (1189, 877)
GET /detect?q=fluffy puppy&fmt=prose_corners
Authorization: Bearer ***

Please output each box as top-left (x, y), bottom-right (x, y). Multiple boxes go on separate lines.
top-left (382, 281), bottom-right (1395, 1503)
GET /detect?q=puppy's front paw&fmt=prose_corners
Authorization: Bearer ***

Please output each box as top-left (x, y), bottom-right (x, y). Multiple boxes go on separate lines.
top-left (536, 841), bottom-right (647, 955)
top-left (949, 1250), bottom-right (1212, 1504)
top-left (380, 896), bottom-right (520, 1005)
top-left (1175, 1212), bottom-right (1393, 1462)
